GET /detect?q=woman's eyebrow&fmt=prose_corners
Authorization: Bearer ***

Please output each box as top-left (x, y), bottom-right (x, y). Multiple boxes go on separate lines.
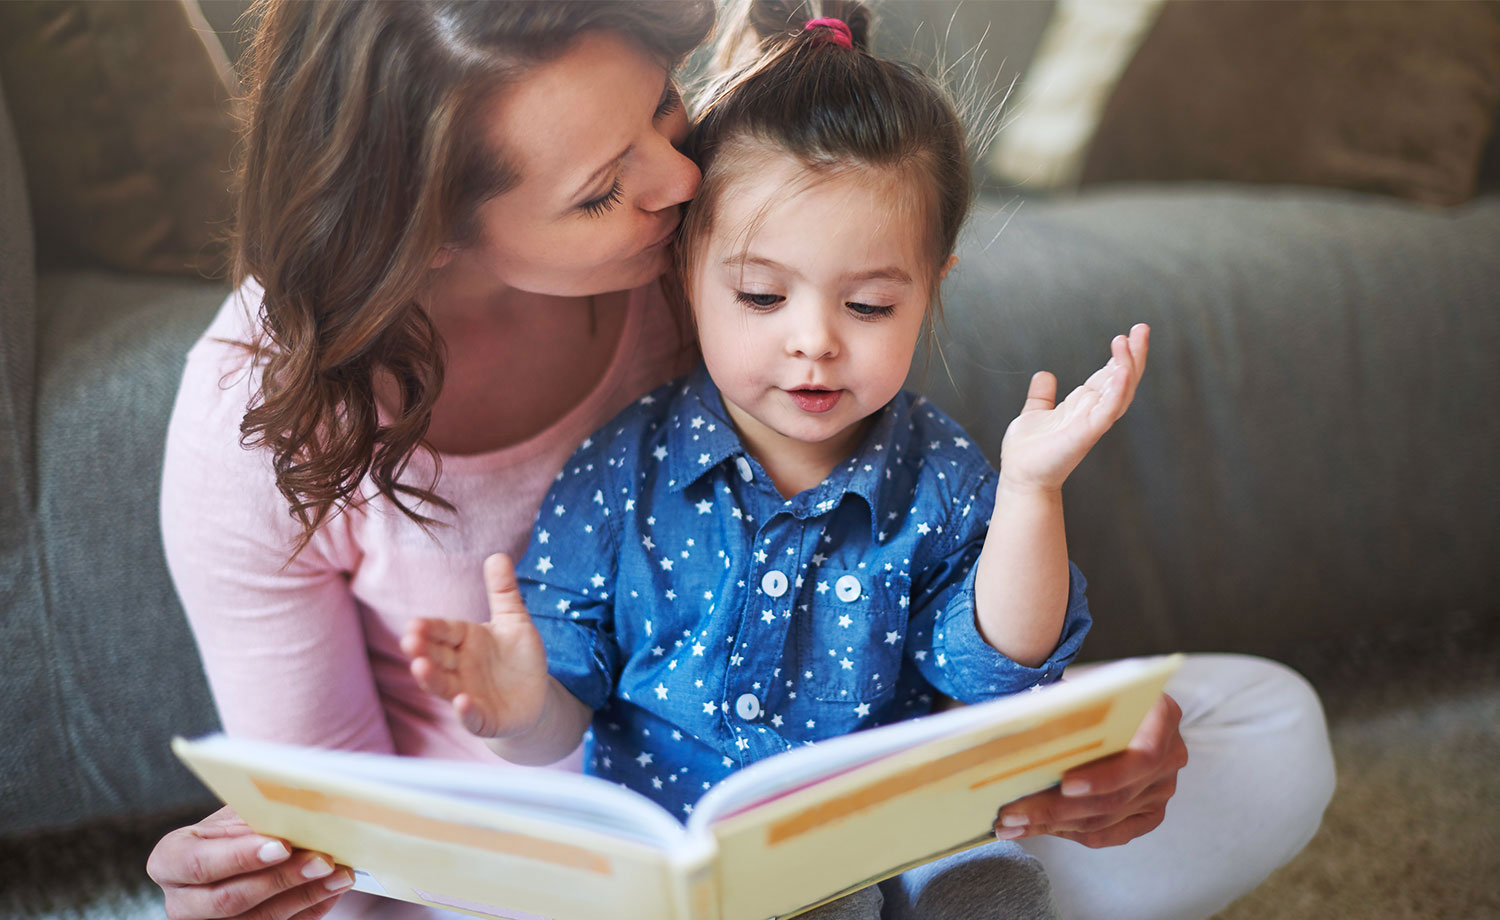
top-left (568, 73), bottom-right (673, 204)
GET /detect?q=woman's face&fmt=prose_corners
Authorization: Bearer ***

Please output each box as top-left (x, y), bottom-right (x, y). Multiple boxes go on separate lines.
top-left (442, 31), bottom-right (700, 298)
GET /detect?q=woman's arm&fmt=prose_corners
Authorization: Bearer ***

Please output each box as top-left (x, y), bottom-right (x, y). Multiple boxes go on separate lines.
top-left (151, 325), bottom-right (379, 918)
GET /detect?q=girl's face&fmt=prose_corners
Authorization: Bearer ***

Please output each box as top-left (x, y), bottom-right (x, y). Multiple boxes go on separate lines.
top-left (689, 151), bottom-right (943, 459)
top-left (438, 31), bottom-right (700, 298)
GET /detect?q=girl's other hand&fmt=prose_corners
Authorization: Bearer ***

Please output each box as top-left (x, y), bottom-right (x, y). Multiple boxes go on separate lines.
top-left (993, 691), bottom-right (1187, 847)
top-left (147, 805), bottom-right (353, 920)
top-left (402, 553), bottom-right (552, 739)
top-left (999, 323), bottom-right (1150, 493)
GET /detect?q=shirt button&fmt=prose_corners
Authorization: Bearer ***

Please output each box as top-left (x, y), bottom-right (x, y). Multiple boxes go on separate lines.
top-left (735, 456), bottom-right (754, 482)
top-left (761, 570), bottom-right (788, 597)
top-left (735, 693), bottom-right (761, 720)
top-left (835, 574), bottom-right (862, 602)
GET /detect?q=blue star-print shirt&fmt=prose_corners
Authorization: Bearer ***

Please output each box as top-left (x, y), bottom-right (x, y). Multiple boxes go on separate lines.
top-left (519, 364), bottom-right (1091, 820)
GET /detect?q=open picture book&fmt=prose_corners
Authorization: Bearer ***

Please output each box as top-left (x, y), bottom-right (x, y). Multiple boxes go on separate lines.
top-left (173, 654), bottom-right (1181, 920)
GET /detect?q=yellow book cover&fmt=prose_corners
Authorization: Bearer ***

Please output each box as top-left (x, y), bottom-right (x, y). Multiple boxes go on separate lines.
top-left (173, 654), bottom-right (1181, 920)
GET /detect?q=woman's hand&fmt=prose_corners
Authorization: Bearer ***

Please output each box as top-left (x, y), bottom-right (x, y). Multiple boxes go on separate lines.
top-left (147, 805), bottom-right (353, 920)
top-left (999, 324), bottom-right (1150, 494)
top-left (402, 553), bottom-right (552, 739)
top-left (994, 691), bottom-right (1188, 847)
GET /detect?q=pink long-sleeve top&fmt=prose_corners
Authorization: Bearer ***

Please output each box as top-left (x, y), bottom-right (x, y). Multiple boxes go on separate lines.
top-left (161, 278), bottom-right (690, 769)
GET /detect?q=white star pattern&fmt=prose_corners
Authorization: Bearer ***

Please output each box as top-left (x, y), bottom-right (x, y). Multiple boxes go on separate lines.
top-left (518, 380), bottom-right (1043, 821)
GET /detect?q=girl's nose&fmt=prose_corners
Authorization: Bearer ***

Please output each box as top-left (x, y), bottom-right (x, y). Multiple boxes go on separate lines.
top-left (787, 307), bottom-right (839, 361)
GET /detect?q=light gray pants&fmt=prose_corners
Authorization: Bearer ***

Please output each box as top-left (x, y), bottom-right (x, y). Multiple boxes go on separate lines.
top-left (799, 840), bottom-right (1058, 920)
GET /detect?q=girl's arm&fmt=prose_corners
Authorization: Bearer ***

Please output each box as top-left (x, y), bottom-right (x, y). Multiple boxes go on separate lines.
top-left (973, 325), bottom-right (1149, 665)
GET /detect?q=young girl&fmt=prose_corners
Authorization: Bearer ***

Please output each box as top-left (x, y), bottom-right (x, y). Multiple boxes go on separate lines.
top-left (403, 10), bottom-right (1148, 918)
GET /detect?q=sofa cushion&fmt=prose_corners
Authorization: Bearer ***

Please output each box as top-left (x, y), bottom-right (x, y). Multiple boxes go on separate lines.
top-left (0, 0), bottom-right (238, 276)
top-left (4, 271), bottom-right (226, 834)
top-left (0, 74), bottom-right (61, 838)
top-left (921, 188), bottom-right (1500, 657)
top-left (991, 0), bottom-right (1500, 207)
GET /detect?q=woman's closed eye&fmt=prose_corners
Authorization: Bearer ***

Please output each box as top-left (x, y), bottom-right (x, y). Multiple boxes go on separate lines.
top-left (654, 84), bottom-right (681, 120)
top-left (579, 178), bottom-right (623, 218)
top-left (576, 83), bottom-right (678, 219)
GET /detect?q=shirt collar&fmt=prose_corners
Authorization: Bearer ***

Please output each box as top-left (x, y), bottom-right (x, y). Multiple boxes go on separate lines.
top-left (665, 364), bottom-right (915, 541)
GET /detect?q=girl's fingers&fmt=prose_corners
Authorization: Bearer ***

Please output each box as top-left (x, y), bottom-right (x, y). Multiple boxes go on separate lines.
top-left (1020, 371), bottom-right (1057, 414)
top-left (455, 693), bottom-right (497, 737)
top-left (405, 617), bottom-right (465, 650)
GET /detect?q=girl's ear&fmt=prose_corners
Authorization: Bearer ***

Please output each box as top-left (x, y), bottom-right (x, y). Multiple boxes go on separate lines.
top-left (938, 254), bottom-right (959, 281)
top-left (429, 245), bottom-right (457, 270)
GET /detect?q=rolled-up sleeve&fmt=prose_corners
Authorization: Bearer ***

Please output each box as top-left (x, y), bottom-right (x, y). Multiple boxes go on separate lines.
top-left (916, 560), bottom-right (1092, 703)
top-left (518, 441), bottom-right (622, 714)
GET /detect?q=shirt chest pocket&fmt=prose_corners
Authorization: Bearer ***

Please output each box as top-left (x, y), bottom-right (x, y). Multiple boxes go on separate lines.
top-left (792, 569), bottom-right (911, 703)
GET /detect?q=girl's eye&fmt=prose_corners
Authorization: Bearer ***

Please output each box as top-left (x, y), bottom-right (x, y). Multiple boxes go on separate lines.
top-left (579, 178), bottom-right (623, 218)
top-left (734, 291), bottom-right (783, 310)
top-left (654, 85), bottom-right (681, 120)
top-left (847, 301), bottom-right (896, 318)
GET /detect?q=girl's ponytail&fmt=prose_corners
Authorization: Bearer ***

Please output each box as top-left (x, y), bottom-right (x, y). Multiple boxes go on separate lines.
top-left (713, 0), bottom-right (874, 72)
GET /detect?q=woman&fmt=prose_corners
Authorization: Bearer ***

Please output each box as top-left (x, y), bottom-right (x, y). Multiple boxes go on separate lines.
top-left (147, 2), bottom-right (1334, 919)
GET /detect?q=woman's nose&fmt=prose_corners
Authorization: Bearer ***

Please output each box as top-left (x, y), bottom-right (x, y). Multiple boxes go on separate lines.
top-left (637, 137), bottom-right (700, 213)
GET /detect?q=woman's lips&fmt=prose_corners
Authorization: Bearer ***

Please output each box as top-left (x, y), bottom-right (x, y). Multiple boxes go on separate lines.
top-left (787, 388), bottom-right (841, 413)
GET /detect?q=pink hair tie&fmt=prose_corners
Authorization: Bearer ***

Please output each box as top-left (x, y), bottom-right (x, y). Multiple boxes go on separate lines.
top-left (804, 17), bottom-right (853, 49)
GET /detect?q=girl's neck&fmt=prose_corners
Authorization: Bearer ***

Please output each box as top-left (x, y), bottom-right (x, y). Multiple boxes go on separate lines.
top-left (724, 401), bottom-right (873, 499)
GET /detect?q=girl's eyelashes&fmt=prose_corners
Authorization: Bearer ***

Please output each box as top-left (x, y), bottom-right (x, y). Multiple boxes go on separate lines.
top-left (579, 178), bottom-right (623, 218)
top-left (732, 291), bottom-right (897, 320)
top-left (848, 302), bottom-right (896, 319)
top-left (734, 291), bottom-right (783, 310)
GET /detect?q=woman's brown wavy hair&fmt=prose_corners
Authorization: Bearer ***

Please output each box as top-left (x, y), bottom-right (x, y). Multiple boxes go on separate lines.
top-left (231, 0), bottom-right (715, 558)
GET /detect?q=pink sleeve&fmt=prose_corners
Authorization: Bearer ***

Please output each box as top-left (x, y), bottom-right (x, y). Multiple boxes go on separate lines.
top-left (160, 298), bottom-right (393, 754)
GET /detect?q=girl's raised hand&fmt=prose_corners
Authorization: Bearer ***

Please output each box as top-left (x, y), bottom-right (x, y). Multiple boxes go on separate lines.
top-left (999, 324), bottom-right (1149, 493)
top-left (402, 553), bottom-right (552, 739)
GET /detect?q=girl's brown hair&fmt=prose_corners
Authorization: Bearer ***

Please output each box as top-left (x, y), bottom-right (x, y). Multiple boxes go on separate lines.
top-left (232, 0), bottom-right (714, 557)
top-left (678, 0), bottom-right (972, 312)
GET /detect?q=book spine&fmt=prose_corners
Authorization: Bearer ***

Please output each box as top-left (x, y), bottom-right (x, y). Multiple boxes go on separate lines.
top-left (668, 835), bottom-right (721, 920)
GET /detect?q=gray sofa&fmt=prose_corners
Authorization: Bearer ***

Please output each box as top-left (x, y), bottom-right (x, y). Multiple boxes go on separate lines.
top-left (4, 0), bottom-right (1498, 879)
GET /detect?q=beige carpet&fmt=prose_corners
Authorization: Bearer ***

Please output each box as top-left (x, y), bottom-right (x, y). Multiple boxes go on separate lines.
top-left (1214, 624), bottom-right (1500, 920)
top-left (6, 627), bottom-right (1497, 920)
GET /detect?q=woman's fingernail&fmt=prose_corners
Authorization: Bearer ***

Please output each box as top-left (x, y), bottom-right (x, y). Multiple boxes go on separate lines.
top-left (257, 840), bottom-right (290, 863)
top-left (1061, 779), bottom-right (1091, 796)
top-left (995, 825), bottom-right (1026, 840)
top-left (302, 857), bottom-right (334, 879)
top-left (325, 871), bottom-right (356, 891)
top-left (1000, 814), bottom-right (1030, 828)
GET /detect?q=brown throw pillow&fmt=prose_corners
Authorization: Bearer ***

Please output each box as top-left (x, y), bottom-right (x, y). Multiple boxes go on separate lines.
top-left (0, 0), bottom-right (238, 276)
top-left (1080, 1), bottom-right (1500, 207)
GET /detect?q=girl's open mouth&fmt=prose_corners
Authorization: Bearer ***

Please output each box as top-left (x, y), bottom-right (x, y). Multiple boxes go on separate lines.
top-left (787, 388), bottom-right (841, 413)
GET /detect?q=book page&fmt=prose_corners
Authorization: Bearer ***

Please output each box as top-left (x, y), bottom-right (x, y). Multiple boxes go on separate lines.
top-left (696, 655), bottom-right (1180, 920)
top-left (174, 736), bottom-right (717, 920)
